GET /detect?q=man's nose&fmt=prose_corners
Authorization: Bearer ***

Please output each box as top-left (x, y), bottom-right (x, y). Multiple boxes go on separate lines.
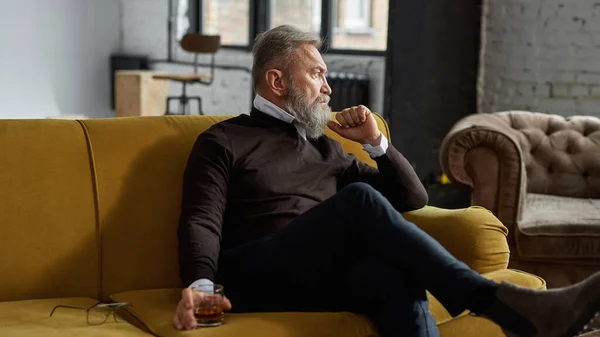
top-left (321, 77), bottom-right (332, 95)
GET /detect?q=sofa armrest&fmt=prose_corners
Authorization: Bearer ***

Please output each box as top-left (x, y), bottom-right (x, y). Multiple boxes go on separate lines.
top-left (403, 206), bottom-right (510, 275)
top-left (440, 112), bottom-right (527, 245)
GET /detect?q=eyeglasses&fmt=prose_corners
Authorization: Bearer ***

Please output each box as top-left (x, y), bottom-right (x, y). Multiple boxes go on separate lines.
top-left (49, 301), bottom-right (132, 326)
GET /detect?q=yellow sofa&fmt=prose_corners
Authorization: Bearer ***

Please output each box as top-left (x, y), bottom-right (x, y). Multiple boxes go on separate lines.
top-left (0, 114), bottom-right (545, 337)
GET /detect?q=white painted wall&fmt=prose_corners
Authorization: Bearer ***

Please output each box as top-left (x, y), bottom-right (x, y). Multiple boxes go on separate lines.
top-left (121, 0), bottom-right (386, 116)
top-left (0, 0), bottom-right (121, 119)
top-left (479, 0), bottom-right (600, 117)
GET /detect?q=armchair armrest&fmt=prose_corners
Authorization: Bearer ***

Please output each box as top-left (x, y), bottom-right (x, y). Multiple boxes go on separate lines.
top-left (403, 205), bottom-right (509, 275)
top-left (439, 112), bottom-right (527, 245)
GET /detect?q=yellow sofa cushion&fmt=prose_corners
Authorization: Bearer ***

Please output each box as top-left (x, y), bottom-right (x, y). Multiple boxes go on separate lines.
top-left (0, 120), bottom-right (99, 301)
top-left (80, 116), bottom-right (229, 299)
top-left (0, 297), bottom-right (149, 336)
top-left (79, 114), bottom-right (390, 299)
top-left (403, 206), bottom-right (510, 275)
top-left (110, 268), bottom-right (544, 337)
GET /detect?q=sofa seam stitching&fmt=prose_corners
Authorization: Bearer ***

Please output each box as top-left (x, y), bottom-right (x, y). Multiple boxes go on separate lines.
top-left (76, 119), bottom-right (103, 300)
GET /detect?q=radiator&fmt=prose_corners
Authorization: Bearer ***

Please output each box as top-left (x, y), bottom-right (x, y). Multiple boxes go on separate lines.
top-left (326, 72), bottom-right (370, 112)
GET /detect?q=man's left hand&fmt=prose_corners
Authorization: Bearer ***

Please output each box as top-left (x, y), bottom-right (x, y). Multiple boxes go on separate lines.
top-left (327, 105), bottom-right (382, 146)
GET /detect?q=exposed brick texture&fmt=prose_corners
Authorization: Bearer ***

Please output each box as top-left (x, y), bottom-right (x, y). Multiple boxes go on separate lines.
top-left (479, 0), bottom-right (600, 117)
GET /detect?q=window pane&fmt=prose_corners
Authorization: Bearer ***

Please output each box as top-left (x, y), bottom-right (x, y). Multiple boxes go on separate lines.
top-left (203, 0), bottom-right (250, 46)
top-left (332, 0), bottom-right (388, 51)
top-left (270, 0), bottom-right (322, 35)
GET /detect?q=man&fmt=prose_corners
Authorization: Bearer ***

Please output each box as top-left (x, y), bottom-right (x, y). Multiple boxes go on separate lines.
top-left (173, 25), bottom-right (600, 337)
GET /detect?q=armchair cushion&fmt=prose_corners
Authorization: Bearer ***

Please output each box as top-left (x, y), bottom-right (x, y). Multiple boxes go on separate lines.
top-left (403, 206), bottom-right (510, 274)
top-left (516, 194), bottom-right (600, 259)
top-left (520, 193), bottom-right (600, 236)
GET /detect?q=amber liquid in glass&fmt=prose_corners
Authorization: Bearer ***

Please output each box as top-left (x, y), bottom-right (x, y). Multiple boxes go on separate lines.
top-left (194, 305), bottom-right (224, 325)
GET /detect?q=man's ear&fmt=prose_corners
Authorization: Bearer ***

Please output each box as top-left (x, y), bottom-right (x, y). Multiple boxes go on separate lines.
top-left (265, 69), bottom-right (287, 97)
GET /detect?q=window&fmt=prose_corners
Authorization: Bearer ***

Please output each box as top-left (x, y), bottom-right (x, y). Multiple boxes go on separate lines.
top-left (270, 0), bottom-right (322, 35)
top-left (201, 0), bottom-right (250, 46)
top-left (332, 0), bottom-right (388, 51)
top-left (338, 0), bottom-right (371, 32)
top-left (188, 0), bottom-right (387, 53)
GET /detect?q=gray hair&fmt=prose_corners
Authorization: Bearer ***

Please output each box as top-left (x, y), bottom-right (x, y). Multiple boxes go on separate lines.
top-left (252, 25), bottom-right (322, 89)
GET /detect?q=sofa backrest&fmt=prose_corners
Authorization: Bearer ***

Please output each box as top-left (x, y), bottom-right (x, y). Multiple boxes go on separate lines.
top-left (0, 114), bottom-right (389, 301)
top-left (80, 114), bottom-right (389, 298)
top-left (0, 120), bottom-right (99, 301)
top-left (497, 111), bottom-right (600, 198)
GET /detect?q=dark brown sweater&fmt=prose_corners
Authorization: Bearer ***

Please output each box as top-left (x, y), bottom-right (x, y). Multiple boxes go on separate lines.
top-left (178, 108), bottom-right (428, 285)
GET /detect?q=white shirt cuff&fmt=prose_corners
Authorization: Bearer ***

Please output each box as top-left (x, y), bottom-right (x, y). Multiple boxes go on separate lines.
top-left (189, 278), bottom-right (214, 289)
top-left (362, 134), bottom-right (389, 158)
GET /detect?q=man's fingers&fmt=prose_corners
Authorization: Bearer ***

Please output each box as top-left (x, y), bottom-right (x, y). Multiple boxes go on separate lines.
top-left (327, 120), bottom-right (343, 134)
top-left (173, 310), bottom-right (182, 330)
top-left (357, 105), bottom-right (369, 122)
top-left (185, 308), bottom-right (197, 330)
top-left (349, 108), bottom-right (362, 125)
top-left (338, 106), bottom-right (371, 127)
top-left (182, 288), bottom-right (194, 309)
top-left (335, 112), bottom-right (351, 128)
top-left (174, 299), bottom-right (191, 330)
top-left (344, 109), bottom-right (358, 126)
top-left (177, 289), bottom-right (202, 330)
top-left (222, 296), bottom-right (233, 311)
top-left (180, 300), bottom-right (197, 330)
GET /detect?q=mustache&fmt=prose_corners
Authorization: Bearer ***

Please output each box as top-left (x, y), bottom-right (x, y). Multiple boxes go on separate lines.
top-left (317, 95), bottom-right (330, 104)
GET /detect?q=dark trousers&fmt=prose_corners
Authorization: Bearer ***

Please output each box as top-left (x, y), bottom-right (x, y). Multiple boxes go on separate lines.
top-left (217, 183), bottom-right (498, 337)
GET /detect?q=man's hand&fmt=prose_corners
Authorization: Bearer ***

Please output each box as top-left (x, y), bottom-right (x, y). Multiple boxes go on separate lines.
top-left (173, 288), bottom-right (232, 330)
top-left (327, 105), bottom-right (382, 146)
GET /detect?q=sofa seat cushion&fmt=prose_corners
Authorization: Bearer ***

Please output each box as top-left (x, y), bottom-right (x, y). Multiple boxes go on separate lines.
top-left (517, 193), bottom-right (600, 259)
top-left (520, 194), bottom-right (600, 236)
top-left (110, 269), bottom-right (544, 337)
top-left (0, 297), bottom-right (150, 336)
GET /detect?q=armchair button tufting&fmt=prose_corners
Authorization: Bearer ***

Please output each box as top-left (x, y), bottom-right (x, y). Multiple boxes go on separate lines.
top-left (583, 172), bottom-right (590, 178)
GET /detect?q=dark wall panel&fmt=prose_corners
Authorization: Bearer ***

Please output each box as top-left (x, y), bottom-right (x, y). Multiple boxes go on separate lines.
top-left (384, 0), bottom-right (482, 180)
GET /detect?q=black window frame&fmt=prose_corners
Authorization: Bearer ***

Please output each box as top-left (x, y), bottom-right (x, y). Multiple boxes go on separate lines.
top-left (188, 0), bottom-right (387, 56)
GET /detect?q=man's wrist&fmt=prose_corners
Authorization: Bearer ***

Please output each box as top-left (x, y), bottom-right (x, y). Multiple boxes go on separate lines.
top-left (362, 134), bottom-right (388, 157)
top-left (363, 132), bottom-right (382, 147)
top-left (189, 278), bottom-right (214, 288)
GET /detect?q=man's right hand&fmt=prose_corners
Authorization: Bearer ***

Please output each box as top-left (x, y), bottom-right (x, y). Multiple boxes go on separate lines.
top-left (173, 288), bottom-right (232, 330)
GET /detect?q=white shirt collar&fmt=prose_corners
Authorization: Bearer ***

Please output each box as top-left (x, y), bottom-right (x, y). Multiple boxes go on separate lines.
top-left (253, 94), bottom-right (306, 139)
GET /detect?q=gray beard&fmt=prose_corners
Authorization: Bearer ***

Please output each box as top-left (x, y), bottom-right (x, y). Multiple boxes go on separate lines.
top-left (285, 85), bottom-right (331, 139)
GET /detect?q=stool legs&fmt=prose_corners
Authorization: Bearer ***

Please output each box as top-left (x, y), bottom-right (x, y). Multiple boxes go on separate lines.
top-left (164, 82), bottom-right (204, 115)
top-left (188, 97), bottom-right (203, 115)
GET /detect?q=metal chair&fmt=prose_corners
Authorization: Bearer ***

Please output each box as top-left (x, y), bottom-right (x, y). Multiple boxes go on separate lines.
top-left (153, 34), bottom-right (221, 115)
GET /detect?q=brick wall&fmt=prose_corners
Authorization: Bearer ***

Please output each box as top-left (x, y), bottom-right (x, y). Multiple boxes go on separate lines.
top-left (479, 0), bottom-right (600, 117)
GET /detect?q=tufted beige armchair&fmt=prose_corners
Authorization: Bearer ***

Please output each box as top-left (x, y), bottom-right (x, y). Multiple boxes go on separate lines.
top-left (440, 111), bottom-right (600, 288)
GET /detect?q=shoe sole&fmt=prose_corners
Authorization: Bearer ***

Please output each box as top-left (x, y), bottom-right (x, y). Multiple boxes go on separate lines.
top-left (500, 305), bottom-right (600, 337)
top-left (563, 306), bottom-right (600, 337)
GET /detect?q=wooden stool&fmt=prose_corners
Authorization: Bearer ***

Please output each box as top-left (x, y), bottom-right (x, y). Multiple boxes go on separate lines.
top-left (152, 34), bottom-right (221, 115)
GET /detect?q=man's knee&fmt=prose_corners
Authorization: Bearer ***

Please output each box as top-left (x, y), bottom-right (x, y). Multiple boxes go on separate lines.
top-left (340, 182), bottom-right (379, 198)
top-left (339, 182), bottom-right (389, 210)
